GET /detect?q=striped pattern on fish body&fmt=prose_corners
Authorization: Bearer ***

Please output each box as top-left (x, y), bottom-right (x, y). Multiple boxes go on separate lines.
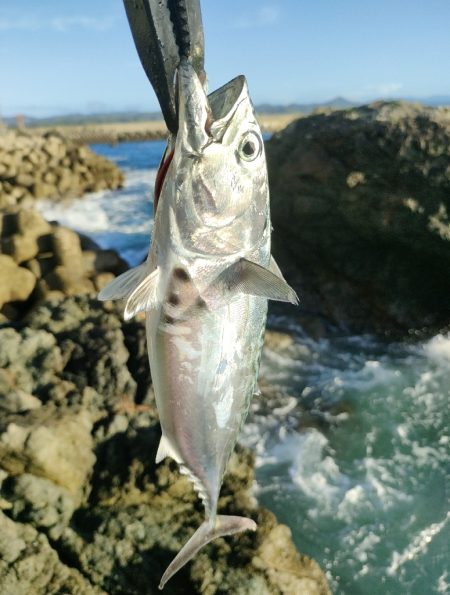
top-left (98, 58), bottom-right (298, 588)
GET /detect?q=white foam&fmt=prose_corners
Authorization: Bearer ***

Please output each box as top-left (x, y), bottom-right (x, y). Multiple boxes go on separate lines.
top-left (387, 512), bottom-right (450, 575)
top-left (424, 333), bottom-right (450, 366)
top-left (37, 197), bottom-right (110, 232)
top-left (437, 571), bottom-right (449, 594)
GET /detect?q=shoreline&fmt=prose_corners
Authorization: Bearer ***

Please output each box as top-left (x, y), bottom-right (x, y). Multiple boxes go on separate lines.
top-left (22, 112), bottom-right (303, 144)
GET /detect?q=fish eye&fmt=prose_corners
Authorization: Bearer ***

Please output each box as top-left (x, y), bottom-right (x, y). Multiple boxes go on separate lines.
top-left (238, 131), bottom-right (262, 162)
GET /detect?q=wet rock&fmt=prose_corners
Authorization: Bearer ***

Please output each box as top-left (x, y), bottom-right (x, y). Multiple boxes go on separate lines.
top-left (268, 101), bottom-right (450, 335)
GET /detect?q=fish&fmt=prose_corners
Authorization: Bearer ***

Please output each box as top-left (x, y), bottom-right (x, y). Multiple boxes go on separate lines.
top-left (99, 58), bottom-right (298, 588)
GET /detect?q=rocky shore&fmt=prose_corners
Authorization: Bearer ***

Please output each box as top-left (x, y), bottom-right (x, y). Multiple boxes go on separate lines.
top-left (0, 132), bottom-right (330, 593)
top-left (24, 112), bottom-right (300, 145)
top-left (267, 101), bottom-right (450, 336)
top-left (0, 130), bottom-right (123, 208)
top-left (0, 286), bottom-right (330, 594)
top-left (0, 209), bottom-right (127, 320)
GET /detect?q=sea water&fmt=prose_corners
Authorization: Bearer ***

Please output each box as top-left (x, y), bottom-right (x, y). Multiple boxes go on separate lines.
top-left (37, 141), bottom-right (449, 595)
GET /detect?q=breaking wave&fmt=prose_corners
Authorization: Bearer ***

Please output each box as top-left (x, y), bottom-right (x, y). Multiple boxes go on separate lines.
top-left (242, 327), bottom-right (450, 594)
top-left (36, 141), bottom-right (164, 265)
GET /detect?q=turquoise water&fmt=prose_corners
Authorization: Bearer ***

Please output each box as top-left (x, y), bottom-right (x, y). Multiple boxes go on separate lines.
top-left (37, 141), bottom-right (450, 594)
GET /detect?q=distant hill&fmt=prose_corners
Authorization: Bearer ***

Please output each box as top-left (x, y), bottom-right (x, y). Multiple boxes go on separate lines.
top-left (255, 96), bottom-right (356, 114)
top-left (2, 110), bottom-right (163, 128)
top-left (406, 95), bottom-right (450, 107)
top-left (2, 96), bottom-right (449, 128)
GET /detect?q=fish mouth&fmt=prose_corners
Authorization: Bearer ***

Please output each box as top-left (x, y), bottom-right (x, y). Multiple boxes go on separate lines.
top-left (177, 59), bottom-right (247, 151)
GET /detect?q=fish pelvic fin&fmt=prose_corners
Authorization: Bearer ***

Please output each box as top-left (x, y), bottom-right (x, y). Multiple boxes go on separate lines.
top-left (158, 515), bottom-right (257, 589)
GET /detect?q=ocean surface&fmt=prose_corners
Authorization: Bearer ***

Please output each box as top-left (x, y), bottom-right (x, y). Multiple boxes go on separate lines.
top-left (37, 141), bottom-right (449, 595)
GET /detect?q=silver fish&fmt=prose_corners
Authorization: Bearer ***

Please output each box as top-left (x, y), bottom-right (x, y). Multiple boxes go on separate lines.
top-left (99, 58), bottom-right (297, 588)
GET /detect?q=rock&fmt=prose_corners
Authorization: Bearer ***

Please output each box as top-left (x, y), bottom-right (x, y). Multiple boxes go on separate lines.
top-left (251, 523), bottom-right (330, 594)
top-left (268, 101), bottom-right (450, 335)
top-left (40, 265), bottom-right (95, 296)
top-left (16, 210), bottom-right (52, 238)
top-left (51, 226), bottom-right (84, 273)
top-left (0, 369), bottom-right (41, 413)
top-left (0, 208), bottom-right (130, 314)
top-left (0, 409), bottom-right (95, 500)
top-left (93, 272), bottom-right (116, 292)
top-left (2, 233), bottom-right (39, 263)
top-left (0, 130), bottom-right (123, 207)
top-left (27, 296), bottom-right (137, 406)
top-left (57, 424), bottom-right (330, 595)
top-left (0, 326), bottom-right (63, 395)
top-left (82, 249), bottom-right (128, 276)
top-left (31, 181), bottom-right (57, 199)
top-left (0, 511), bottom-right (104, 594)
top-left (264, 329), bottom-right (294, 351)
top-left (0, 255), bottom-right (36, 308)
top-left (1, 473), bottom-right (76, 540)
top-left (0, 294), bottom-right (330, 593)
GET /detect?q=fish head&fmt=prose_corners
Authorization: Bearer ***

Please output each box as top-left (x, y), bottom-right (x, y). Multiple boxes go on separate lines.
top-left (165, 59), bottom-right (269, 256)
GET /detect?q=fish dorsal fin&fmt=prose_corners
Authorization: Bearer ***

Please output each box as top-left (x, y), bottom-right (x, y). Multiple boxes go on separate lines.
top-left (98, 263), bottom-right (148, 301)
top-left (218, 258), bottom-right (299, 304)
top-left (124, 268), bottom-right (160, 321)
top-left (155, 434), bottom-right (181, 464)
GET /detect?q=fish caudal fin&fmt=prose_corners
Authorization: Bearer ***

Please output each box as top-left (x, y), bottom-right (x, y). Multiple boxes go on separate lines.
top-left (159, 515), bottom-right (257, 589)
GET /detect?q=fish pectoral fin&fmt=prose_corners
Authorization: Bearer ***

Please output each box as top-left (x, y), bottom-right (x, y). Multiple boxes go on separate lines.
top-left (159, 515), bottom-right (257, 589)
top-left (155, 434), bottom-right (181, 464)
top-left (221, 258), bottom-right (299, 305)
top-left (98, 263), bottom-right (149, 301)
top-left (124, 268), bottom-right (160, 320)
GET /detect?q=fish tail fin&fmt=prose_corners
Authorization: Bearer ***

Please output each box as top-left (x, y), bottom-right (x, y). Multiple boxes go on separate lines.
top-left (158, 515), bottom-right (257, 589)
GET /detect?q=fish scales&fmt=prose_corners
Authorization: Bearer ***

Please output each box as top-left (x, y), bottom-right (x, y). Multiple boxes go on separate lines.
top-left (99, 58), bottom-right (297, 588)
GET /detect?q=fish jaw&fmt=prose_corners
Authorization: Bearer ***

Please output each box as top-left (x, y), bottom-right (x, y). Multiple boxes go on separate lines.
top-left (153, 59), bottom-right (269, 259)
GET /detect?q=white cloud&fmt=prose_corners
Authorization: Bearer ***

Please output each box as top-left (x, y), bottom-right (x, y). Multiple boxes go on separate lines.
top-left (348, 82), bottom-right (404, 101)
top-left (50, 16), bottom-right (117, 32)
top-left (234, 6), bottom-right (279, 29)
top-left (0, 15), bottom-right (117, 33)
top-left (371, 82), bottom-right (403, 96)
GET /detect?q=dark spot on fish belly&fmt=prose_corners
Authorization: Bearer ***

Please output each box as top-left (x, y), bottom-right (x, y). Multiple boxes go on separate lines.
top-left (196, 297), bottom-right (207, 309)
top-left (173, 267), bottom-right (189, 282)
top-left (165, 315), bottom-right (175, 324)
top-left (168, 293), bottom-right (180, 306)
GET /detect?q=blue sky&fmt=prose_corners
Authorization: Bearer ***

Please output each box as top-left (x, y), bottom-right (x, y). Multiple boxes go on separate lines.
top-left (0, 0), bottom-right (449, 117)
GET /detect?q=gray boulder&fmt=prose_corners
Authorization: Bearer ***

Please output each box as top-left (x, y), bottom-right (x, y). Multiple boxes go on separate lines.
top-left (268, 101), bottom-right (450, 335)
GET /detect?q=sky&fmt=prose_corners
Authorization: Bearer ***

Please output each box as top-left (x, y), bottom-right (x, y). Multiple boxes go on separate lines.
top-left (0, 0), bottom-right (449, 117)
